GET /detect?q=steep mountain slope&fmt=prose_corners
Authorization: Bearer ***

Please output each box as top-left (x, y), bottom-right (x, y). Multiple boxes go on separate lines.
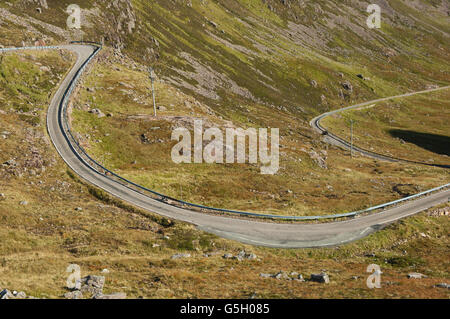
top-left (1, 0), bottom-right (449, 120)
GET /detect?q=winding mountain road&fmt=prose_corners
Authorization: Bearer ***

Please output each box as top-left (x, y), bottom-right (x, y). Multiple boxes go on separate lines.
top-left (13, 43), bottom-right (449, 248)
top-left (310, 85), bottom-right (450, 168)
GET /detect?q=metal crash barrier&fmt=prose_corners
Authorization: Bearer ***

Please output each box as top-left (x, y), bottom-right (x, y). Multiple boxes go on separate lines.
top-left (2, 43), bottom-right (449, 221)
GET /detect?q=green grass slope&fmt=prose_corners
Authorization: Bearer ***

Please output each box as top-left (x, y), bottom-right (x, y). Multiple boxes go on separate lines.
top-left (1, 0), bottom-right (449, 118)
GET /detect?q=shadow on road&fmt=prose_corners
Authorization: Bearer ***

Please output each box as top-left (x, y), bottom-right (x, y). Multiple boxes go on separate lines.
top-left (389, 129), bottom-right (450, 157)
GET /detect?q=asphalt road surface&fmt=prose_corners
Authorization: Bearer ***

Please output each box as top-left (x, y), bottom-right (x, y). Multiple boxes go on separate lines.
top-left (40, 44), bottom-right (450, 248)
top-left (310, 85), bottom-right (450, 168)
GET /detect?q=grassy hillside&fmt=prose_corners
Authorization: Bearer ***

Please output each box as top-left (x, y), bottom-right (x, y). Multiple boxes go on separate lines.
top-left (0, 50), bottom-right (448, 297)
top-left (70, 50), bottom-right (449, 215)
top-left (1, 0), bottom-right (449, 118)
top-left (1, 2), bottom-right (448, 215)
top-left (0, 1), bottom-right (449, 299)
top-left (322, 89), bottom-right (450, 166)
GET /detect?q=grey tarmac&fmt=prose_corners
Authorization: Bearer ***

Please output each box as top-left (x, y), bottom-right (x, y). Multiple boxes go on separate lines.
top-left (15, 43), bottom-right (445, 249)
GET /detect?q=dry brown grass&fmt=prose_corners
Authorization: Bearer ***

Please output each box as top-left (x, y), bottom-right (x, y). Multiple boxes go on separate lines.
top-left (0, 48), bottom-right (448, 300)
top-left (70, 50), bottom-right (449, 216)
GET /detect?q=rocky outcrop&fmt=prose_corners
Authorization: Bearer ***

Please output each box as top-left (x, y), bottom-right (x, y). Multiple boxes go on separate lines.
top-left (407, 273), bottom-right (427, 279)
top-left (64, 274), bottom-right (127, 299)
top-left (222, 250), bottom-right (258, 261)
top-left (63, 290), bottom-right (83, 299)
top-left (171, 253), bottom-right (191, 259)
top-left (341, 81), bottom-right (353, 92)
top-left (102, 0), bottom-right (137, 50)
top-left (310, 272), bottom-right (330, 284)
top-left (78, 275), bottom-right (105, 296)
top-left (259, 271), bottom-right (305, 282)
top-left (0, 289), bottom-right (29, 299)
top-left (428, 206), bottom-right (450, 217)
top-left (106, 0), bottom-right (136, 34)
top-left (308, 149), bottom-right (328, 169)
top-left (88, 108), bottom-right (106, 118)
